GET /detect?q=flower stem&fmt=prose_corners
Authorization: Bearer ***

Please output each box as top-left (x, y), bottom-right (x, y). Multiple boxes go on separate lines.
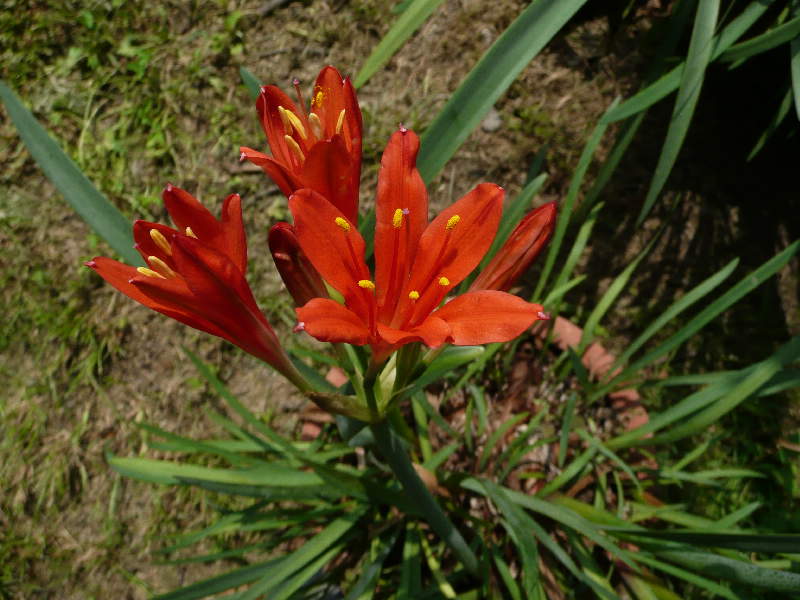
top-left (370, 420), bottom-right (480, 577)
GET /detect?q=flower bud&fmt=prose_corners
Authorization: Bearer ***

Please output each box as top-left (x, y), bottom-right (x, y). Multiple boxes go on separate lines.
top-left (269, 222), bottom-right (328, 306)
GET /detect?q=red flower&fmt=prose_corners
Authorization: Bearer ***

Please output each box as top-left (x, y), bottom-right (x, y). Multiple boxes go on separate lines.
top-left (290, 128), bottom-right (547, 360)
top-left (240, 66), bottom-right (363, 223)
top-left (470, 201), bottom-right (556, 292)
top-left (85, 185), bottom-right (305, 389)
top-left (269, 222), bottom-right (328, 307)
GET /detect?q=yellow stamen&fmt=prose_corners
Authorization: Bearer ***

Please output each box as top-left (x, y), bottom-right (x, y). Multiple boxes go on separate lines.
top-left (277, 106), bottom-right (293, 134)
top-left (358, 279), bottom-right (375, 290)
top-left (392, 208), bottom-right (404, 228)
top-left (148, 256), bottom-right (177, 278)
top-left (149, 228), bottom-right (172, 255)
top-left (284, 135), bottom-right (305, 162)
top-left (408, 290), bottom-right (420, 300)
top-left (136, 267), bottom-right (165, 279)
top-left (335, 109), bottom-right (346, 134)
top-left (438, 276), bottom-right (450, 286)
top-left (185, 226), bottom-right (198, 239)
top-left (283, 110), bottom-right (307, 139)
top-left (334, 217), bottom-right (351, 232)
top-left (445, 214), bottom-right (461, 230)
top-left (308, 112), bottom-right (324, 139)
top-left (313, 90), bottom-right (324, 107)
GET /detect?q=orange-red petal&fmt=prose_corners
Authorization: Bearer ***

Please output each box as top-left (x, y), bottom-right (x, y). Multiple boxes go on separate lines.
top-left (301, 136), bottom-right (357, 223)
top-left (431, 290), bottom-right (544, 345)
top-left (377, 315), bottom-right (450, 348)
top-left (296, 298), bottom-right (371, 345)
top-left (374, 128), bottom-right (428, 318)
top-left (257, 84), bottom-right (303, 166)
top-left (240, 147), bottom-right (302, 197)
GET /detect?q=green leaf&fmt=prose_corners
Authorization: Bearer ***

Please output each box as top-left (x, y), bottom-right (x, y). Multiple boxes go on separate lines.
top-left (344, 529), bottom-right (400, 600)
top-left (602, 1), bottom-right (773, 123)
top-left (719, 14), bottom-right (800, 63)
top-left (354, 0), bottom-right (446, 88)
top-left (747, 85), bottom-right (794, 161)
top-left (152, 557), bottom-right (288, 600)
top-left (240, 66), bottom-right (262, 100)
top-left (617, 531), bottom-right (800, 554)
top-left (0, 81), bottom-right (139, 264)
top-left (398, 523), bottom-right (423, 600)
top-left (601, 240), bottom-right (800, 401)
top-left (417, 0), bottom-right (588, 183)
top-left (478, 412), bottom-right (528, 473)
top-left (791, 14), bottom-right (800, 120)
top-left (658, 549), bottom-right (800, 593)
top-left (637, 0), bottom-right (719, 225)
top-left (633, 554), bottom-right (744, 600)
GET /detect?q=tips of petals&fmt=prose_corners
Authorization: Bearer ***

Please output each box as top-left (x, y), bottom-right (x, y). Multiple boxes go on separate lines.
top-left (398, 123), bottom-right (408, 133)
top-left (165, 182), bottom-right (174, 192)
top-left (239, 151), bottom-right (246, 162)
top-left (260, 85), bottom-right (268, 94)
top-left (293, 321), bottom-right (306, 332)
top-left (84, 260), bottom-right (97, 268)
top-left (537, 311), bottom-right (551, 320)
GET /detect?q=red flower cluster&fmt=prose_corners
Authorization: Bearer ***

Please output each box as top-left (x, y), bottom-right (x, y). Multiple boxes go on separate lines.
top-left (87, 65), bottom-right (555, 390)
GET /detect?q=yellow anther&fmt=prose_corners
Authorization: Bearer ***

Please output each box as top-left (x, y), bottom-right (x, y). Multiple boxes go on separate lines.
top-left (438, 276), bottom-right (450, 286)
top-left (445, 214), bottom-right (461, 230)
top-left (335, 109), bottom-right (346, 134)
top-left (283, 109), bottom-right (307, 139)
top-left (408, 290), bottom-right (420, 300)
top-left (313, 90), bottom-right (324, 107)
top-left (185, 226), bottom-right (198, 238)
top-left (277, 106), bottom-right (293, 134)
top-left (308, 112), bottom-right (324, 139)
top-left (392, 208), bottom-right (404, 228)
top-left (334, 217), bottom-right (351, 232)
top-left (284, 135), bottom-right (305, 162)
top-left (136, 267), bottom-right (165, 279)
top-left (148, 256), bottom-right (177, 278)
top-left (149, 228), bottom-right (172, 255)
top-left (358, 279), bottom-right (375, 290)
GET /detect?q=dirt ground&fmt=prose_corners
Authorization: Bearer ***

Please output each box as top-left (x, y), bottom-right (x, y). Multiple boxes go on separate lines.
top-left (1, 1), bottom-right (798, 598)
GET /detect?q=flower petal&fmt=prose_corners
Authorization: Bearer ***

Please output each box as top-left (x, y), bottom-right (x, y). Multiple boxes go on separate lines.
top-left (296, 298), bottom-right (371, 345)
top-left (240, 147), bottom-right (302, 198)
top-left (86, 257), bottom-right (227, 338)
top-left (269, 222), bottom-right (328, 306)
top-left (220, 192), bottom-right (248, 274)
top-left (257, 84), bottom-right (303, 166)
top-left (378, 315), bottom-right (450, 348)
top-left (289, 189), bottom-right (371, 317)
top-left (431, 290), bottom-right (544, 345)
top-left (301, 136), bottom-right (357, 223)
top-left (374, 128), bottom-right (428, 319)
top-left (470, 201), bottom-right (556, 292)
top-left (132, 220), bottom-right (180, 268)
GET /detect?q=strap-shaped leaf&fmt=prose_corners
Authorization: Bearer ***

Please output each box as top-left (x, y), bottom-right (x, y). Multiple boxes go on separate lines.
top-left (637, 0), bottom-right (719, 225)
top-left (0, 81), bottom-right (139, 264)
top-left (354, 0), bottom-right (446, 88)
top-left (417, 0), bottom-right (588, 183)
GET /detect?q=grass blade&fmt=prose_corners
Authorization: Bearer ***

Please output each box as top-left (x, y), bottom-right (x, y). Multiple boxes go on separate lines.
top-left (637, 0), bottom-right (719, 225)
top-left (417, 0), bottom-right (589, 183)
top-left (354, 0), bottom-right (446, 88)
top-left (719, 14), bottom-right (800, 63)
top-left (792, 10), bottom-right (800, 120)
top-left (0, 81), bottom-right (139, 264)
top-left (602, 1), bottom-right (773, 123)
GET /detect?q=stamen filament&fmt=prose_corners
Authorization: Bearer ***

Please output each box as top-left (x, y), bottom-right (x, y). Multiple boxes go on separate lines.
top-left (283, 109), bottom-right (307, 139)
top-left (148, 256), bottom-right (178, 278)
top-left (149, 229), bottom-right (172, 256)
top-left (284, 135), bottom-right (305, 162)
top-left (308, 112), bottom-right (324, 139)
top-left (136, 267), bottom-right (166, 279)
top-left (335, 109), bottom-right (346, 134)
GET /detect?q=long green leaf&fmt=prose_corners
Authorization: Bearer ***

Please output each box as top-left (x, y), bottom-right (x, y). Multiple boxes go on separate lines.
top-left (354, 0), bottom-right (446, 88)
top-left (602, 1), bottom-right (773, 123)
top-left (792, 10), bottom-right (800, 120)
top-left (719, 14), bottom-right (800, 63)
top-left (153, 557), bottom-right (288, 600)
top-left (0, 81), bottom-right (139, 264)
top-left (617, 531), bottom-right (800, 554)
top-left (417, 0), bottom-right (588, 182)
top-left (637, 0), bottom-right (719, 225)
top-left (658, 549), bottom-right (800, 593)
top-left (602, 241), bottom-right (799, 395)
